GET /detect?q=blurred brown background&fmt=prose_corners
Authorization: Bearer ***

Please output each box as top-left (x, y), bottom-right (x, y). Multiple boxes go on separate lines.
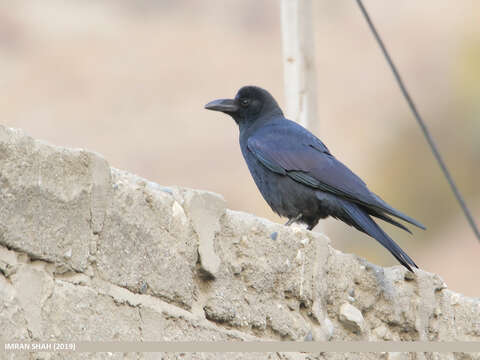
top-left (1, 1), bottom-right (479, 297)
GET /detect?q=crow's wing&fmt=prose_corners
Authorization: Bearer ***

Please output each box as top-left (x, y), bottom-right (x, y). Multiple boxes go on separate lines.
top-left (247, 121), bottom-right (425, 230)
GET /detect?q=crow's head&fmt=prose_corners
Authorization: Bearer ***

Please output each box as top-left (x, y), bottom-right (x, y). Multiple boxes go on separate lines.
top-left (205, 86), bottom-right (282, 127)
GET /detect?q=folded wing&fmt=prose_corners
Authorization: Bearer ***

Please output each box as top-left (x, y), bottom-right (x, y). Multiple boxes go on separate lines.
top-left (247, 121), bottom-right (425, 230)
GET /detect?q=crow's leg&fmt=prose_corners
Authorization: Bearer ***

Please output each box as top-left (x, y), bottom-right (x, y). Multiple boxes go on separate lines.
top-left (285, 214), bottom-right (302, 227)
top-left (306, 218), bottom-right (320, 231)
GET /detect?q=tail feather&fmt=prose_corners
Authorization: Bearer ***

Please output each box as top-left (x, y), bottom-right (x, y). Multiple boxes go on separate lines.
top-left (370, 193), bottom-right (426, 231)
top-left (338, 199), bottom-right (418, 272)
top-left (368, 209), bottom-right (412, 234)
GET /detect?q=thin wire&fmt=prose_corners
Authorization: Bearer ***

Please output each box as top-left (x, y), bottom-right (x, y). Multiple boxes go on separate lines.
top-left (356, 0), bottom-right (480, 242)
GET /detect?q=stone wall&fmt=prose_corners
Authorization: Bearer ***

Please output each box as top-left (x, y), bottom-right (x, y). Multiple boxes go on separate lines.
top-left (0, 124), bottom-right (479, 360)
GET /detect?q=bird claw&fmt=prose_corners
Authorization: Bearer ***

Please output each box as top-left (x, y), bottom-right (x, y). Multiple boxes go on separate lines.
top-left (285, 214), bottom-right (302, 227)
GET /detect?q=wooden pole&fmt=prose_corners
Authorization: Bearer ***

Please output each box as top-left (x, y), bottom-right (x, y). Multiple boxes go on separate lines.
top-left (281, 0), bottom-right (322, 232)
top-left (281, 0), bottom-right (318, 133)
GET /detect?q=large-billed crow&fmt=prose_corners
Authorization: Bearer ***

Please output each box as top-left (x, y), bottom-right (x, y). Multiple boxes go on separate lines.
top-left (205, 85), bottom-right (425, 271)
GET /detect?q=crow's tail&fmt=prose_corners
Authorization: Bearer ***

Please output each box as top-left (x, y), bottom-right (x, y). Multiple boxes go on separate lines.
top-left (337, 198), bottom-right (418, 272)
top-left (369, 209), bottom-right (412, 234)
top-left (370, 193), bottom-right (426, 231)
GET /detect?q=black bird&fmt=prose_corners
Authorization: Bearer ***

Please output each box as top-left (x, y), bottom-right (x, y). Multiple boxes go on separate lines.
top-left (205, 86), bottom-right (425, 271)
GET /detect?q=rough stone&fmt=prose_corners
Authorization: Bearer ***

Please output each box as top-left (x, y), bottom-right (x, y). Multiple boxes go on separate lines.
top-left (339, 302), bottom-right (365, 334)
top-left (0, 126), bottom-right (109, 272)
top-left (387, 353), bottom-right (409, 360)
top-left (182, 189), bottom-right (225, 278)
top-left (202, 209), bottom-right (329, 339)
top-left (11, 262), bottom-right (54, 339)
top-left (96, 169), bottom-right (198, 310)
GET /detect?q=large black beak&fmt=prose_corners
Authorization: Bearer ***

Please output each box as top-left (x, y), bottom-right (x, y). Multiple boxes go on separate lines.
top-left (204, 98), bottom-right (239, 113)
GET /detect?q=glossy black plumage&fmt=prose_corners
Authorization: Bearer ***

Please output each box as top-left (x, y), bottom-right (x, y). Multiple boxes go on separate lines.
top-left (205, 86), bottom-right (425, 271)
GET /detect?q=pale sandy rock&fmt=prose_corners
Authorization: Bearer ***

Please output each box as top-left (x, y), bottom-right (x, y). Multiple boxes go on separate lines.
top-left (11, 263), bottom-right (54, 339)
top-left (339, 302), bottom-right (365, 334)
top-left (96, 169), bottom-right (198, 309)
top-left (0, 246), bottom-right (18, 277)
top-left (41, 280), bottom-right (142, 341)
top-left (387, 353), bottom-right (409, 360)
top-left (182, 189), bottom-right (225, 278)
top-left (0, 125), bottom-right (108, 272)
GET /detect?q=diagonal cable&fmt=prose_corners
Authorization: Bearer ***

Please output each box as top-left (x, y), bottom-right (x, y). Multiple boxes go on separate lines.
top-left (356, 0), bottom-right (480, 242)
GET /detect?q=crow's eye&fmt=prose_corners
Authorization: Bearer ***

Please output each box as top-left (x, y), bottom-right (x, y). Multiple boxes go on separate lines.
top-left (240, 98), bottom-right (250, 107)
